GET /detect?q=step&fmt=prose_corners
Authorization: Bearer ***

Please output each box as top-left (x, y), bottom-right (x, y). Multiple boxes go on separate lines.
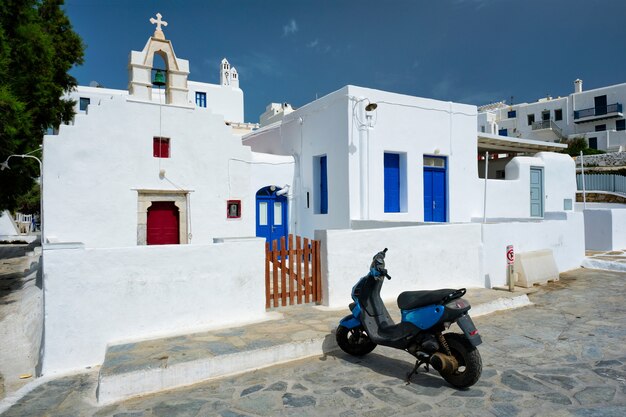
top-left (96, 289), bottom-right (533, 405)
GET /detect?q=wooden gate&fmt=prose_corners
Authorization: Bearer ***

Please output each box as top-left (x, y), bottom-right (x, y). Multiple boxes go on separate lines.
top-left (265, 234), bottom-right (321, 308)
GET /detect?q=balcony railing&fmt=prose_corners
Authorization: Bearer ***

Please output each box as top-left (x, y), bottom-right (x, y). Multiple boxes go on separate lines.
top-left (531, 119), bottom-right (564, 139)
top-left (574, 103), bottom-right (622, 120)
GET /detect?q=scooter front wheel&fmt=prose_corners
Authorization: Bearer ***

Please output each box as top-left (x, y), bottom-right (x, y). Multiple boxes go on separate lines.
top-left (336, 325), bottom-right (377, 356)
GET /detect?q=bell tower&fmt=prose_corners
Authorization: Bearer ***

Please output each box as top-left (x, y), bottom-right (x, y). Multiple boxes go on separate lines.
top-left (128, 13), bottom-right (190, 106)
top-left (220, 58), bottom-right (231, 86)
top-left (230, 67), bottom-right (239, 89)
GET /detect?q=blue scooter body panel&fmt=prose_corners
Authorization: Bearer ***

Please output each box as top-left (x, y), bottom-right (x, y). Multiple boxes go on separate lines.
top-left (401, 304), bottom-right (445, 330)
top-left (339, 302), bottom-right (362, 329)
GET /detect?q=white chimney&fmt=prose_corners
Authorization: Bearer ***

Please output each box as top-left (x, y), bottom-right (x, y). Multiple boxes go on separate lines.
top-left (574, 79), bottom-right (583, 93)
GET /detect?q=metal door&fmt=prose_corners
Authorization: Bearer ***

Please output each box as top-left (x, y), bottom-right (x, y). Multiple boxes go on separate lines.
top-left (530, 167), bottom-right (544, 217)
top-left (424, 166), bottom-right (447, 222)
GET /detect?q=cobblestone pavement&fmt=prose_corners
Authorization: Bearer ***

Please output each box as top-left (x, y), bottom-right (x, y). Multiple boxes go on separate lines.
top-left (2, 268), bottom-right (626, 416)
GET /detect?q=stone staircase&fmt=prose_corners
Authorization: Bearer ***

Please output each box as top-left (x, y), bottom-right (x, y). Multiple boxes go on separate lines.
top-left (94, 287), bottom-right (533, 405)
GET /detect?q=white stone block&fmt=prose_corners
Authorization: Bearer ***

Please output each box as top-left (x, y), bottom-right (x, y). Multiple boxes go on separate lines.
top-left (514, 249), bottom-right (559, 288)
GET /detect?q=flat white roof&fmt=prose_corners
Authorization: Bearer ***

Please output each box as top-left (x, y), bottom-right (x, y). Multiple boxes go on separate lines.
top-left (477, 133), bottom-right (567, 153)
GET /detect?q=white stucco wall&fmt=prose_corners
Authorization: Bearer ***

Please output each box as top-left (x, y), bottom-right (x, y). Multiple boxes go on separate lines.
top-left (188, 81), bottom-right (244, 123)
top-left (42, 239), bottom-right (266, 375)
top-left (481, 212), bottom-right (585, 287)
top-left (44, 94), bottom-right (254, 248)
top-left (583, 208), bottom-right (626, 251)
top-left (245, 86), bottom-right (486, 238)
top-left (477, 152), bottom-right (576, 219)
top-left (245, 88), bottom-right (352, 239)
top-left (316, 224), bottom-right (483, 308)
top-left (345, 86), bottom-right (480, 225)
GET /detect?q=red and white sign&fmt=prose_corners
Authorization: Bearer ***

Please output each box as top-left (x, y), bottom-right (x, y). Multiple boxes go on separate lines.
top-left (506, 245), bottom-right (515, 265)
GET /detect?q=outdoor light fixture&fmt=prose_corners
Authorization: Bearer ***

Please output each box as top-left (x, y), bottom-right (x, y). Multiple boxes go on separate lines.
top-left (365, 102), bottom-right (378, 112)
top-left (0, 160), bottom-right (9, 171)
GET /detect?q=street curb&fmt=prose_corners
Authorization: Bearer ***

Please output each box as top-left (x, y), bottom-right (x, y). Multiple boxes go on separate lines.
top-left (97, 336), bottom-right (337, 406)
top-left (470, 294), bottom-right (533, 317)
top-left (581, 258), bottom-right (626, 273)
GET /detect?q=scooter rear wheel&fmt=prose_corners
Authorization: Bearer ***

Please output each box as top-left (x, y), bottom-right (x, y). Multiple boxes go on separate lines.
top-left (336, 325), bottom-right (376, 356)
top-left (439, 333), bottom-right (482, 388)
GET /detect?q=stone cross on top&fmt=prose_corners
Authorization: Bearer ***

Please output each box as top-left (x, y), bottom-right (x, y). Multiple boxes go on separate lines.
top-left (150, 13), bottom-right (168, 39)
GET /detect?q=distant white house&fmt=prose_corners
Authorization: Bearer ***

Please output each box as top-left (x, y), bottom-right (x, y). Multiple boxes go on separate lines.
top-left (478, 79), bottom-right (626, 152)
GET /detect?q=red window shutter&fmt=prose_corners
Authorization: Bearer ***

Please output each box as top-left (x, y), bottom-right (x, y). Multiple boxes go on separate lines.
top-left (153, 137), bottom-right (170, 158)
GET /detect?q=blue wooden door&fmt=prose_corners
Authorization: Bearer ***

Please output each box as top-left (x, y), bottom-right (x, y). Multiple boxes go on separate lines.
top-left (424, 168), bottom-right (447, 222)
top-left (384, 153), bottom-right (400, 212)
top-left (256, 187), bottom-right (288, 244)
top-left (530, 167), bottom-right (544, 217)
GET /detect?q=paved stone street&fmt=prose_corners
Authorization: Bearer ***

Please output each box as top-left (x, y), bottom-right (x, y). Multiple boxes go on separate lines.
top-left (2, 267), bottom-right (626, 416)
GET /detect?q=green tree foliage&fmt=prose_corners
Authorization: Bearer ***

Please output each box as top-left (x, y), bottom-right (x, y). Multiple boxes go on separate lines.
top-left (0, 0), bottom-right (84, 212)
top-left (561, 137), bottom-right (605, 157)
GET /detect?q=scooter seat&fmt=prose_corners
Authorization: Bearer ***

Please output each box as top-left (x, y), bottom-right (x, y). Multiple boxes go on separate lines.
top-left (397, 288), bottom-right (458, 310)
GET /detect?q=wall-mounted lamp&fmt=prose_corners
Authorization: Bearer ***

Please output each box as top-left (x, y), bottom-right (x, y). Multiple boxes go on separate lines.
top-left (365, 102), bottom-right (378, 128)
top-left (276, 184), bottom-right (290, 196)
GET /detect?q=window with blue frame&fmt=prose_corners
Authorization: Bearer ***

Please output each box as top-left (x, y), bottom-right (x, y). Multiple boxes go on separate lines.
top-left (79, 97), bottom-right (90, 111)
top-left (314, 155), bottom-right (328, 214)
top-left (498, 128), bottom-right (508, 136)
top-left (195, 92), bottom-right (207, 108)
top-left (617, 119), bottom-right (625, 131)
top-left (507, 110), bottom-right (516, 118)
top-left (384, 153), bottom-right (400, 213)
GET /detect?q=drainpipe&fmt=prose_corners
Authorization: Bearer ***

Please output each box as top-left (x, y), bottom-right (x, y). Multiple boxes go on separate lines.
top-left (483, 151), bottom-right (489, 223)
top-left (580, 151), bottom-right (586, 209)
top-left (358, 98), bottom-right (369, 220)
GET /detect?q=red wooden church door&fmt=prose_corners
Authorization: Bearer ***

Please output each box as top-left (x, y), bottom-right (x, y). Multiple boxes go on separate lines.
top-left (147, 202), bottom-right (180, 245)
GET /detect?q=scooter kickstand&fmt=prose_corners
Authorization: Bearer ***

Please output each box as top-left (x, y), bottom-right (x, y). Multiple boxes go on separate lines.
top-left (405, 360), bottom-right (428, 385)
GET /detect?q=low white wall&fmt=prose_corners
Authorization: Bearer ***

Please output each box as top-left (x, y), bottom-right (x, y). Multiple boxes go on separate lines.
top-left (583, 208), bottom-right (626, 251)
top-left (316, 224), bottom-right (484, 309)
top-left (481, 212), bottom-right (585, 287)
top-left (317, 213), bottom-right (584, 308)
top-left (42, 238), bottom-right (266, 375)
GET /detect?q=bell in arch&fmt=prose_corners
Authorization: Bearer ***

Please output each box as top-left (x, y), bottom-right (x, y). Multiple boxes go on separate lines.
top-left (152, 69), bottom-right (166, 86)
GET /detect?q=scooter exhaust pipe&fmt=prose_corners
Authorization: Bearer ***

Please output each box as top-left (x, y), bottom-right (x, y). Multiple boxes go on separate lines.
top-left (430, 352), bottom-right (458, 375)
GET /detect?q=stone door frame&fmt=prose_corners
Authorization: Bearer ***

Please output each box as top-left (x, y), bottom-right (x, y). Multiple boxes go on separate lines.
top-left (137, 190), bottom-right (189, 245)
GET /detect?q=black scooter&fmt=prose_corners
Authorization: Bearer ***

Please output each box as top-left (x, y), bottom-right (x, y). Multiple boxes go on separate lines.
top-left (336, 248), bottom-right (483, 388)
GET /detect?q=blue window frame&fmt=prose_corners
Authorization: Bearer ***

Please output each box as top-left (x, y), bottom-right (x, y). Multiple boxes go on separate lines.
top-left (616, 119), bottom-right (625, 131)
top-left (384, 153), bottom-right (400, 213)
top-left (195, 92), bottom-right (206, 108)
top-left (498, 128), bottom-right (508, 136)
top-left (507, 110), bottom-right (516, 118)
top-left (319, 156), bottom-right (328, 214)
top-left (79, 97), bottom-right (90, 111)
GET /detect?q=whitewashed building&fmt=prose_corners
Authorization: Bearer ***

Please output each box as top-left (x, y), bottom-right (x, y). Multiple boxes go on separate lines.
top-left (478, 79), bottom-right (626, 152)
top-left (243, 87), bottom-right (584, 306)
top-left (38, 13), bottom-right (585, 376)
top-left (40, 15), bottom-right (279, 375)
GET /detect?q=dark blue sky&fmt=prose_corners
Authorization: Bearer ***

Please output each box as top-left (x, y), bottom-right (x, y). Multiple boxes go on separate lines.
top-left (65, 0), bottom-right (626, 122)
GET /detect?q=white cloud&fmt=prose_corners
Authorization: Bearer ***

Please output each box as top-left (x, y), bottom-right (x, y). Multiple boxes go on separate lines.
top-left (307, 39), bottom-right (319, 48)
top-left (283, 19), bottom-right (298, 36)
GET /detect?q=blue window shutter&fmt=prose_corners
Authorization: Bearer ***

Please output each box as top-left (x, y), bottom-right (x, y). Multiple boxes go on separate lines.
top-left (320, 156), bottom-right (328, 214)
top-left (384, 153), bottom-right (400, 212)
top-left (498, 128), bottom-right (508, 136)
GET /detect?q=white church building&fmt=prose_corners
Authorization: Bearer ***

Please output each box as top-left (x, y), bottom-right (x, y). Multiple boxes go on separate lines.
top-left (39, 14), bottom-right (584, 376)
